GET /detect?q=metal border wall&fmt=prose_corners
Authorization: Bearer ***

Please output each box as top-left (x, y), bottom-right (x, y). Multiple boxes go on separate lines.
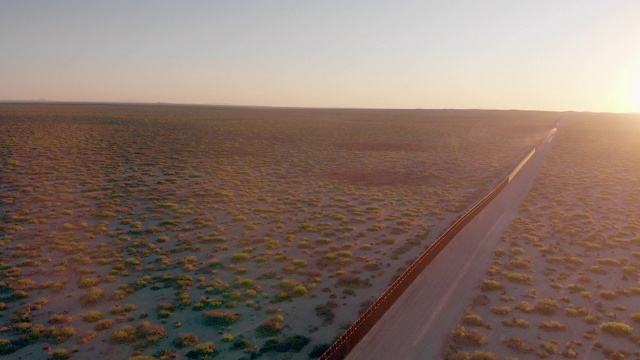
top-left (319, 139), bottom-right (544, 360)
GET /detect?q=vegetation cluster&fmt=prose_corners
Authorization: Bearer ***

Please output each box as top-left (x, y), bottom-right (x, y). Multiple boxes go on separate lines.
top-left (445, 113), bottom-right (640, 359)
top-left (0, 104), bottom-right (554, 358)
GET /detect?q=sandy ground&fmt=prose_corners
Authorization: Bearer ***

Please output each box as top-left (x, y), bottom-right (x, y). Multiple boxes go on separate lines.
top-left (0, 104), bottom-right (557, 359)
top-left (440, 113), bottom-right (640, 359)
top-left (346, 125), bottom-right (559, 359)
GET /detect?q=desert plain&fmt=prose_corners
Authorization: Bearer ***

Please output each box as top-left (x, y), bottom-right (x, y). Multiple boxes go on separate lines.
top-left (3, 103), bottom-right (636, 359)
top-left (443, 113), bottom-right (640, 359)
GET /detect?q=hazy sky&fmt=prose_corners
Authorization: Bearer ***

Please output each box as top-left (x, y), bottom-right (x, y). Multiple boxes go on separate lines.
top-left (2, 1), bottom-right (640, 112)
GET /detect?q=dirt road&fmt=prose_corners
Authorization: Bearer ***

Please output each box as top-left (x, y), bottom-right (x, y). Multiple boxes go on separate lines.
top-left (346, 126), bottom-right (559, 359)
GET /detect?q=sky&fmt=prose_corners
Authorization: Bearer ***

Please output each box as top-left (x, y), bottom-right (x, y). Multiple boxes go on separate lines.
top-left (2, 1), bottom-right (640, 112)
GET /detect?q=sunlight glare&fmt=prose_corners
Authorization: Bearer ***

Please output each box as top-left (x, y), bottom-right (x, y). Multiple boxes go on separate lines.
top-left (633, 81), bottom-right (640, 113)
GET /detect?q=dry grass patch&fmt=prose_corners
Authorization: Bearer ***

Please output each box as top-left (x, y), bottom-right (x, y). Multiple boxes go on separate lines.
top-left (600, 322), bottom-right (633, 338)
top-left (0, 104), bottom-right (558, 358)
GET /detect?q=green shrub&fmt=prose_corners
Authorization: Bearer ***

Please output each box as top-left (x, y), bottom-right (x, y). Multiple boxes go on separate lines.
top-left (506, 273), bottom-right (532, 285)
top-left (622, 266), bottom-right (637, 275)
top-left (363, 261), bottom-right (381, 271)
top-left (204, 310), bottom-right (240, 325)
top-left (48, 348), bottom-right (70, 360)
top-left (49, 325), bottom-right (75, 343)
top-left (539, 321), bottom-right (566, 332)
top-left (539, 341), bottom-right (559, 356)
top-left (82, 311), bottom-right (103, 323)
top-left (514, 301), bottom-right (534, 313)
top-left (468, 351), bottom-right (498, 360)
top-left (78, 277), bottom-right (101, 288)
top-left (79, 330), bottom-right (98, 344)
top-left (186, 342), bottom-right (216, 359)
top-left (584, 315), bottom-right (599, 325)
top-left (129, 356), bottom-right (155, 360)
top-left (125, 258), bottom-right (142, 266)
top-left (589, 266), bottom-right (608, 275)
top-left (230, 253), bottom-right (251, 262)
top-left (292, 285), bottom-right (308, 297)
top-left (135, 321), bottom-right (167, 344)
top-left (600, 322), bottom-right (633, 337)
top-left (565, 307), bottom-right (588, 317)
top-left (631, 313), bottom-right (640, 323)
top-left (462, 314), bottom-right (484, 326)
top-left (550, 282), bottom-right (562, 289)
top-left (567, 284), bottom-right (585, 293)
top-left (273, 292), bottom-right (292, 302)
top-left (450, 325), bottom-right (487, 347)
top-left (279, 279), bottom-right (303, 290)
top-left (599, 290), bottom-right (617, 300)
top-left (111, 325), bottom-right (136, 343)
top-left (48, 314), bottom-right (73, 324)
top-left (502, 337), bottom-right (534, 354)
top-left (81, 287), bottom-right (104, 306)
top-left (232, 337), bottom-right (252, 350)
top-left (597, 258), bottom-right (620, 266)
top-left (502, 318), bottom-right (529, 328)
top-left (480, 279), bottom-right (503, 291)
top-left (0, 339), bottom-right (16, 355)
top-left (534, 298), bottom-right (559, 315)
top-left (490, 306), bottom-right (511, 315)
top-left (95, 319), bottom-right (114, 331)
top-left (258, 316), bottom-right (284, 335)
top-left (290, 259), bottom-right (308, 267)
top-left (173, 333), bottom-right (200, 348)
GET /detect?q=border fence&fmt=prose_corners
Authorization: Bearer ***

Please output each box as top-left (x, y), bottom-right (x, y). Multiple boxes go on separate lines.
top-left (319, 138), bottom-right (545, 360)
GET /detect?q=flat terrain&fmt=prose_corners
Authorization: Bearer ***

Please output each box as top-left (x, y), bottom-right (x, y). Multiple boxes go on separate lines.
top-left (347, 124), bottom-right (557, 360)
top-left (442, 112), bottom-right (640, 359)
top-left (0, 103), bottom-right (555, 359)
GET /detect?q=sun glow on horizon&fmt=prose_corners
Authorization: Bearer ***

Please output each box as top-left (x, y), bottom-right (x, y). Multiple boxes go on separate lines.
top-left (2, 2), bottom-right (640, 113)
top-left (631, 78), bottom-right (640, 113)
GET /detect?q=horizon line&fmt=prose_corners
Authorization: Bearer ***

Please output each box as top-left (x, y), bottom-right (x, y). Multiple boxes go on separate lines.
top-left (0, 99), bottom-right (637, 115)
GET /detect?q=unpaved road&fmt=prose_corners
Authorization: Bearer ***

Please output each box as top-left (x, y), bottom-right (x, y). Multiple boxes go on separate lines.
top-left (346, 124), bottom-right (560, 359)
